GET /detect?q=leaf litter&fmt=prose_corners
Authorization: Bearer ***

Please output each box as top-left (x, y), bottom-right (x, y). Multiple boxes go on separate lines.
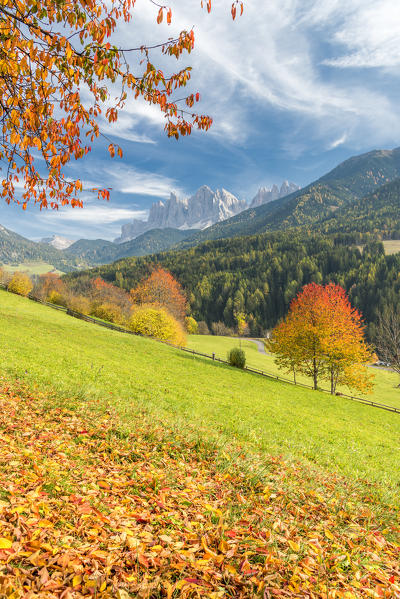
top-left (0, 379), bottom-right (399, 598)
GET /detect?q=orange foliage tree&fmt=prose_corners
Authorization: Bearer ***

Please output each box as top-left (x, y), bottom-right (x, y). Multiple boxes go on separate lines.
top-left (130, 267), bottom-right (187, 322)
top-left (34, 273), bottom-right (66, 303)
top-left (0, 0), bottom-right (243, 209)
top-left (268, 283), bottom-right (375, 394)
top-left (89, 277), bottom-right (132, 322)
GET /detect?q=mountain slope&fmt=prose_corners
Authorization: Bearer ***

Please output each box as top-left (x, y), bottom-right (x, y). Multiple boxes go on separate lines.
top-left (116, 186), bottom-right (247, 242)
top-left (66, 228), bottom-right (198, 265)
top-left (0, 224), bottom-right (67, 266)
top-left (316, 177), bottom-right (400, 237)
top-left (176, 147), bottom-right (400, 247)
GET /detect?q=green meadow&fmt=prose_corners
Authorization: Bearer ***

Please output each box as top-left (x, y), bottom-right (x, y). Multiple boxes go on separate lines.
top-left (187, 334), bottom-right (400, 409)
top-left (2, 261), bottom-right (64, 275)
top-left (1, 289), bottom-right (400, 505)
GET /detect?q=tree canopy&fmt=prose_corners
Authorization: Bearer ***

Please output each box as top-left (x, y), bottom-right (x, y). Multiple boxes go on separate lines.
top-left (268, 283), bottom-right (375, 394)
top-left (0, 0), bottom-right (242, 209)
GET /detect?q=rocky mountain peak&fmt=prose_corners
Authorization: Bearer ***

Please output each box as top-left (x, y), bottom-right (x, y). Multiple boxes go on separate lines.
top-left (250, 181), bottom-right (300, 208)
top-left (41, 234), bottom-right (74, 250)
top-left (115, 186), bottom-right (247, 243)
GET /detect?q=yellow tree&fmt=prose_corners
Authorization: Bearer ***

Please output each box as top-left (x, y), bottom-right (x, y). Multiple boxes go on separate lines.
top-left (7, 271), bottom-right (33, 296)
top-left (0, 0), bottom-right (243, 209)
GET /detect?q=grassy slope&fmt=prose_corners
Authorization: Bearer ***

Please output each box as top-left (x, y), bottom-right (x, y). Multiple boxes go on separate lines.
top-left (187, 335), bottom-right (400, 410)
top-left (2, 261), bottom-right (64, 275)
top-left (0, 290), bottom-right (400, 504)
top-left (2, 382), bottom-right (399, 597)
top-left (382, 240), bottom-right (400, 255)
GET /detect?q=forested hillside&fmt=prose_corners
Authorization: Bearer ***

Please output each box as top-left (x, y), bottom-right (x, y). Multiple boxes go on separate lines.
top-left (0, 224), bottom-right (75, 271)
top-left (65, 228), bottom-right (198, 264)
top-left (65, 231), bottom-right (397, 338)
top-left (316, 177), bottom-right (400, 237)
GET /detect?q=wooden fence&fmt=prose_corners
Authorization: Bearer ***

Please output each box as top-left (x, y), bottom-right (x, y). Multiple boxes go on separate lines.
top-left (1, 283), bottom-right (400, 415)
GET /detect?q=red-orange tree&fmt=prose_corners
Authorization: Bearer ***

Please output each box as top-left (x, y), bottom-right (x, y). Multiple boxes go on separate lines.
top-left (0, 0), bottom-right (243, 209)
top-left (130, 266), bottom-right (187, 322)
top-left (268, 283), bottom-right (375, 394)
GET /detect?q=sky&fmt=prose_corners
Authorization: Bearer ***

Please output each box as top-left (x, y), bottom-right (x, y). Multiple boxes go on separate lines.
top-left (2, 0), bottom-right (400, 241)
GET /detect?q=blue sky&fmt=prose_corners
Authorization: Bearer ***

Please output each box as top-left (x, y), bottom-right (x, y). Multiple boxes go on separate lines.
top-left (2, 0), bottom-right (400, 241)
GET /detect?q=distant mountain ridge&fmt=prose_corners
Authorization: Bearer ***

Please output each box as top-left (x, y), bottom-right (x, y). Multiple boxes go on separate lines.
top-left (65, 228), bottom-right (198, 264)
top-left (175, 147), bottom-right (400, 248)
top-left (115, 186), bottom-right (248, 243)
top-left (41, 235), bottom-right (74, 250)
top-left (3, 147), bottom-right (400, 269)
top-left (0, 223), bottom-right (199, 270)
top-left (250, 181), bottom-right (299, 208)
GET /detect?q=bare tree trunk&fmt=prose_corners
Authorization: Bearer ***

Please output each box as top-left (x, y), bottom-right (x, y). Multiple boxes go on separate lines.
top-left (293, 366), bottom-right (296, 385)
top-left (330, 369), bottom-right (335, 395)
top-left (313, 358), bottom-right (318, 390)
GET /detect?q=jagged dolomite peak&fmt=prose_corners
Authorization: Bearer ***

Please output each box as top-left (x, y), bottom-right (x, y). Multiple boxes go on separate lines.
top-left (250, 181), bottom-right (300, 208)
top-left (40, 234), bottom-right (74, 250)
top-left (115, 186), bottom-right (247, 243)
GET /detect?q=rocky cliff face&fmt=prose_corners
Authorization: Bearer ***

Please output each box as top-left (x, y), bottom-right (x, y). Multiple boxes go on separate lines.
top-left (41, 234), bottom-right (74, 250)
top-left (250, 181), bottom-right (300, 208)
top-left (115, 186), bottom-right (247, 243)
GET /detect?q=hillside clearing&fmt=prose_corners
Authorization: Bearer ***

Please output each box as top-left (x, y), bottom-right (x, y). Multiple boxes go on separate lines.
top-left (0, 290), bottom-right (400, 506)
top-left (382, 240), bottom-right (400, 255)
top-left (2, 261), bottom-right (64, 275)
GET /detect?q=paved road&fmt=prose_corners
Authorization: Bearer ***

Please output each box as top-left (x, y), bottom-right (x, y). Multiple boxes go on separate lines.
top-left (248, 338), bottom-right (267, 354)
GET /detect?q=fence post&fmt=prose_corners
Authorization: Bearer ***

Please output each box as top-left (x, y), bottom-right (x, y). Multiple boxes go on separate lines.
top-left (212, 352), bottom-right (215, 360)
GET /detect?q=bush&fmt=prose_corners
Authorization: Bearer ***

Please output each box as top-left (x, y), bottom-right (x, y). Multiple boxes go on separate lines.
top-left (67, 294), bottom-right (91, 314)
top-left (47, 290), bottom-right (67, 306)
top-left (91, 302), bottom-right (122, 324)
top-left (185, 316), bottom-right (198, 334)
top-left (227, 347), bottom-right (246, 369)
top-left (197, 321), bottom-right (210, 335)
top-left (7, 272), bottom-right (33, 296)
top-left (129, 304), bottom-right (186, 346)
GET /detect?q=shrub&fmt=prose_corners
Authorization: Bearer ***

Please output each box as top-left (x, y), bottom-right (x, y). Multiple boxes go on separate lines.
top-left (67, 294), bottom-right (91, 314)
top-left (197, 321), bottom-right (210, 335)
top-left (47, 290), bottom-right (67, 306)
top-left (129, 304), bottom-right (186, 346)
top-left (227, 347), bottom-right (246, 369)
top-left (91, 302), bottom-right (122, 324)
top-left (185, 316), bottom-right (198, 334)
top-left (7, 272), bottom-right (33, 296)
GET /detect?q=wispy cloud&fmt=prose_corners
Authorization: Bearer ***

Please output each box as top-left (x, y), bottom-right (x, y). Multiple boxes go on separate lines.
top-left (328, 133), bottom-right (348, 150)
top-left (105, 165), bottom-right (185, 198)
top-left (41, 205), bottom-right (148, 225)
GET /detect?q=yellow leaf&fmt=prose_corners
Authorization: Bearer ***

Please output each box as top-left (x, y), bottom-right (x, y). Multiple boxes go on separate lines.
top-left (201, 536), bottom-right (219, 559)
top-left (288, 540), bottom-right (300, 552)
top-left (126, 536), bottom-right (141, 549)
top-left (0, 538), bottom-right (12, 549)
top-left (72, 575), bottom-right (82, 587)
top-left (325, 529), bottom-right (334, 540)
top-left (38, 519), bottom-right (53, 528)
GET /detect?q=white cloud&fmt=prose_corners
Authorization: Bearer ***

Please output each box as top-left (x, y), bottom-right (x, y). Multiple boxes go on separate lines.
top-left (100, 113), bottom-right (156, 144)
top-left (41, 205), bottom-right (148, 225)
top-left (328, 133), bottom-right (348, 149)
top-left (105, 165), bottom-right (185, 198)
top-left (112, 0), bottom-right (400, 148)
